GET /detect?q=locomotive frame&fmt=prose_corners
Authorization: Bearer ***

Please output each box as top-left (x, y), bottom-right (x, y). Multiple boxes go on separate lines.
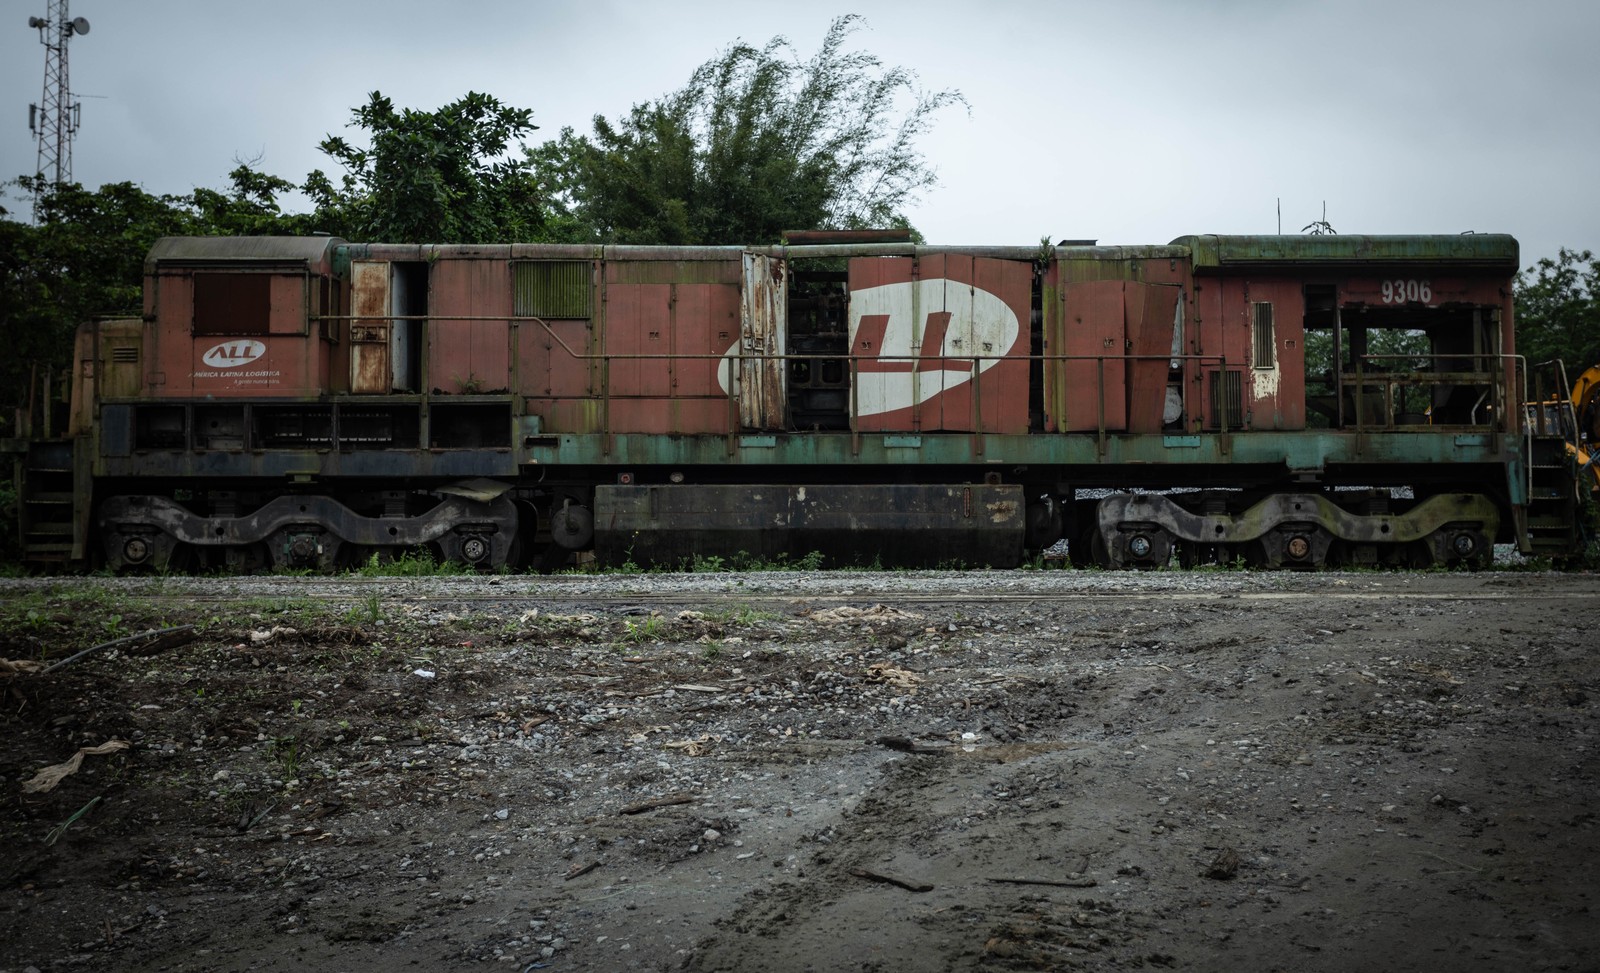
top-left (11, 230), bottom-right (1587, 572)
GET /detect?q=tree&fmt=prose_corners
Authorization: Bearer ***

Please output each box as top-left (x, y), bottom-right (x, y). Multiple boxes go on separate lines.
top-left (0, 178), bottom-right (203, 432)
top-left (534, 15), bottom-right (963, 244)
top-left (309, 91), bottom-right (554, 243)
top-left (190, 164), bottom-right (322, 237)
top-left (1515, 248), bottom-right (1600, 375)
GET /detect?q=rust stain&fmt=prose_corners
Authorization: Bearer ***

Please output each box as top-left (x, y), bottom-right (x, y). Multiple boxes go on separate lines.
top-left (739, 253), bottom-right (786, 430)
top-left (988, 500), bottom-right (1020, 524)
top-left (350, 261), bottom-right (391, 394)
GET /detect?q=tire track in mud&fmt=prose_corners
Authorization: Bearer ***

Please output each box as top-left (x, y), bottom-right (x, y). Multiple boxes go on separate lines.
top-left (684, 740), bottom-right (1164, 973)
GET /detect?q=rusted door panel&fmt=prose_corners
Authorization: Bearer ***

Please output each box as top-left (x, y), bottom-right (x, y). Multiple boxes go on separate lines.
top-left (349, 261), bottom-right (391, 394)
top-left (545, 319), bottom-right (594, 398)
top-left (676, 282), bottom-right (738, 400)
top-left (519, 313), bottom-right (598, 433)
top-left (97, 323), bottom-right (144, 400)
top-left (148, 274), bottom-right (191, 397)
top-left (605, 284), bottom-right (673, 398)
top-left (847, 256), bottom-right (917, 431)
top-left (739, 253), bottom-right (787, 430)
top-left (1062, 280), bottom-right (1128, 431)
top-left (1190, 283), bottom-right (1235, 432)
top-left (1239, 279), bottom-right (1304, 430)
top-left (429, 260), bottom-right (511, 394)
top-left (1125, 283), bottom-right (1183, 433)
top-left (943, 255), bottom-right (1030, 434)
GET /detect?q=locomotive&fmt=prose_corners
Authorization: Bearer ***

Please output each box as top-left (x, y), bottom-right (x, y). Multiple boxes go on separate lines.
top-left (10, 230), bottom-right (1588, 571)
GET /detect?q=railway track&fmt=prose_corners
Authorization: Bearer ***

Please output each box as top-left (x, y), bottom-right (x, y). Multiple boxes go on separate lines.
top-left (6, 573), bottom-right (1596, 611)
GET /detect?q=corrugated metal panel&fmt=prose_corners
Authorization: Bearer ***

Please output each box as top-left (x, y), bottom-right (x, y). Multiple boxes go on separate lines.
top-left (514, 261), bottom-right (592, 318)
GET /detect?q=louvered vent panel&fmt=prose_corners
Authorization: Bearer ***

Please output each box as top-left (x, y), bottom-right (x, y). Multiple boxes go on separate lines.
top-left (1210, 370), bottom-right (1243, 429)
top-left (514, 262), bottom-right (592, 318)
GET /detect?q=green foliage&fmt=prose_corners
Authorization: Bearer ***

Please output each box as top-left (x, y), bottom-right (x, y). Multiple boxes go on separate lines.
top-left (310, 91), bottom-right (557, 243)
top-left (45, 796), bottom-right (101, 846)
top-left (268, 735), bottom-right (302, 781)
top-left (189, 164), bottom-right (324, 237)
top-left (1516, 248), bottom-right (1600, 373)
top-left (352, 549), bottom-right (468, 577)
top-left (687, 552), bottom-right (727, 573)
top-left (534, 15), bottom-right (962, 244)
top-left (623, 615), bottom-right (667, 643)
top-left (0, 179), bottom-right (193, 429)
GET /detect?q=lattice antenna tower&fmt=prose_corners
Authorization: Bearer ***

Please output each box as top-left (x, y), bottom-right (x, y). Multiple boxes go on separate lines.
top-left (26, 0), bottom-right (91, 216)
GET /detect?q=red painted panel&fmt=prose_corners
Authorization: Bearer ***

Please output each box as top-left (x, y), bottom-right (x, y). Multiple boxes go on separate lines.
top-left (586, 267), bottom-right (741, 434)
top-left (847, 257), bottom-right (916, 431)
top-left (149, 274), bottom-right (192, 397)
top-left (429, 260), bottom-right (511, 394)
top-left (517, 318), bottom-right (593, 403)
top-left (1062, 281), bottom-right (1128, 431)
top-left (1125, 283), bottom-right (1182, 434)
top-left (607, 398), bottom-right (733, 435)
top-left (937, 255), bottom-right (1030, 434)
top-left (148, 272), bottom-right (330, 399)
top-left (846, 255), bottom-right (1029, 434)
top-left (672, 283), bottom-right (740, 399)
top-left (605, 283), bottom-right (673, 398)
top-left (185, 335), bottom-right (323, 398)
top-left (1209, 279), bottom-right (1305, 430)
top-left (267, 276), bottom-right (305, 334)
top-left (1191, 280), bottom-right (1245, 430)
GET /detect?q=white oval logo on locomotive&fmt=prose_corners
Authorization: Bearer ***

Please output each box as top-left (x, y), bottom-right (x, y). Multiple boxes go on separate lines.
top-left (202, 340), bottom-right (266, 369)
top-left (846, 279), bottom-right (1020, 418)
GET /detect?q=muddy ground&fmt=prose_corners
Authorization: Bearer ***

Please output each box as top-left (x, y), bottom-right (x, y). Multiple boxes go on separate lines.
top-left (1, 569), bottom-right (1597, 972)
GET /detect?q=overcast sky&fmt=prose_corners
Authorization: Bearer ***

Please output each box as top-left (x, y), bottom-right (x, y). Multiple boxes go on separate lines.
top-left (4, 0), bottom-right (1596, 267)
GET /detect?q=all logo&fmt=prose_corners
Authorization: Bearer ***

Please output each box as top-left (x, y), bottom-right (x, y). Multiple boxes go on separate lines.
top-left (846, 279), bottom-right (1019, 417)
top-left (202, 340), bottom-right (266, 369)
top-left (716, 278), bottom-right (1020, 418)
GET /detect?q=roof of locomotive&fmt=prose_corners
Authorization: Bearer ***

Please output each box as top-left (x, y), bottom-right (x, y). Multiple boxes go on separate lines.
top-left (1175, 233), bottom-right (1519, 271)
top-left (338, 241), bottom-right (1190, 262)
top-left (143, 233), bottom-right (1520, 275)
top-left (145, 236), bottom-right (345, 273)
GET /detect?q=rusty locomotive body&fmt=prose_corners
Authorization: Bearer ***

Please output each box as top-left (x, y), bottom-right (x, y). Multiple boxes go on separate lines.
top-left (15, 230), bottom-right (1582, 571)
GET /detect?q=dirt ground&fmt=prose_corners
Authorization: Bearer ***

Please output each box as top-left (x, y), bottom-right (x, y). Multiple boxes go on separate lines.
top-left (1, 569), bottom-right (1597, 972)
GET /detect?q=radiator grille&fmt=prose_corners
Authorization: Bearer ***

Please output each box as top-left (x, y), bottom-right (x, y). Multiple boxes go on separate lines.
top-left (514, 261), bottom-right (592, 319)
